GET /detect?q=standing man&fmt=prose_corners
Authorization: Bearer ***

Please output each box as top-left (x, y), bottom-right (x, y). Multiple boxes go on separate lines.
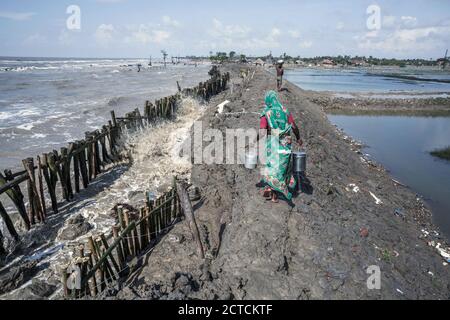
top-left (276, 60), bottom-right (284, 91)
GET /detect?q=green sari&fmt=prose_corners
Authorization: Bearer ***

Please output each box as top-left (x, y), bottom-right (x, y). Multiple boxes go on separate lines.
top-left (261, 91), bottom-right (296, 200)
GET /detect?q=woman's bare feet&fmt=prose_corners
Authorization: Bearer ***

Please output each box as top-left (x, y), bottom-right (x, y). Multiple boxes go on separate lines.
top-left (261, 186), bottom-right (272, 198)
top-left (271, 191), bottom-right (279, 203)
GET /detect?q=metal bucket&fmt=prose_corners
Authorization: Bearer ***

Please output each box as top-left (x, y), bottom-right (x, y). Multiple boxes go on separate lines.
top-left (292, 151), bottom-right (307, 174)
top-left (244, 152), bottom-right (258, 169)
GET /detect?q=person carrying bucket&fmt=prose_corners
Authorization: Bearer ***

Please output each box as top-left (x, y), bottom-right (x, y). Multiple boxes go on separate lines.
top-left (258, 90), bottom-right (302, 203)
top-left (276, 60), bottom-right (284, 91)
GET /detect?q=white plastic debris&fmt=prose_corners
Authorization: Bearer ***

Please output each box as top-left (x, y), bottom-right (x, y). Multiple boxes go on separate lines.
top-left (347, 184), bottom-right (360, 193)
top-left (216, 100), bottom-right (230, 114)
top-left (396, 289), bottom-right (404, 295)
top-left (369, 192), bottom-right (383, 205)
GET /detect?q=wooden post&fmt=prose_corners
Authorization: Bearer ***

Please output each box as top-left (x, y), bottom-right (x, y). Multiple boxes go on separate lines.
top-left (47, 152), bottom-right (60, 211)
top-left (123, 211), bottom-right (135, 257)
top-left (0, 201), bottom-right (19, 241)
top-left (85, 133), bottom-right (93, 180)
top-left (22, 158), bottom-right (44, 224)
top-left (0, 172), bottom-right (30, 230)
top-left (177, 81), bottom-right (182, 92)
top-left (86, 252), bottom-right (98, 297)
top-left (77, 141), bottom-right (89, 188)
top-left (87, 237), bottom-right (105, 292)
top-left (112, 225), bottom-right (125, 272)
top-left (60, 148), bottom-right (73, 201)
top-left (94, 238), bottom-right (115, 282)
top-left (176, 182), bottom-right (205, 259)
top-left (36, 156), bottom-right (47, 220)
top-left (117, 206), bottom-right (130, 259)
top-left (40, 155), bottom-right (58, 214)
top-left (139, 208), bottom-right (148, 249)
top-left (110, 110), bottom-right (117, 127)
top-left (70, 143), bottom-right (80, 193)
top-left (100, 233), bottom-right (120, 275)
top-left (93, 132), bottom-right (102, 175)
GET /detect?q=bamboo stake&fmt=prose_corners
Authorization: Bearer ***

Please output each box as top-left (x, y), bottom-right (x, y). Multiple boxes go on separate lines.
top-left (123, 211), bottom-right (135, 257)
top-left (0, 201), bottom-right (19, 240)
top-left (36, 156), bottom-right (47, 221)
top-left (0, 171), bottom-right (30, 230)
top-left (176, 182), bottom-right (205, 259)
top-left (41, 155), bottom-right (58, 215)
top-left (112, 225), bottom-right (125, 272)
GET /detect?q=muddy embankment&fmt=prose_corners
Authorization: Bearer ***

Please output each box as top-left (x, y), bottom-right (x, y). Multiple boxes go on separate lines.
top-left (108, 64), bottom-right (449, 300)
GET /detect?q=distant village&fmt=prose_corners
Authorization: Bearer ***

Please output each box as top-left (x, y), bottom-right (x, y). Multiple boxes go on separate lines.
top-left (197, 51), bottom-right (450, 69)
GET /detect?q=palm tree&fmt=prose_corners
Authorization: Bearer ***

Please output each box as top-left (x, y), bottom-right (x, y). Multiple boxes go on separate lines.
top-left (161, 50), bottom-right (168, 68)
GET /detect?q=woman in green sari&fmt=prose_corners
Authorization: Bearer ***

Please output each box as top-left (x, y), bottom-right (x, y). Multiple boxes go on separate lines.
top-left (259, 91), bottom-right (302, 203)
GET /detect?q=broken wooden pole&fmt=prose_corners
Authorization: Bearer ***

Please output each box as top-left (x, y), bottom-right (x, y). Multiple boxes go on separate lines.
top-left (0, 171), bottom-right (30, 230)
top-left (0, 201), bottom-right (19, 241)
top-left (176, 182), bottom-right (205, 259)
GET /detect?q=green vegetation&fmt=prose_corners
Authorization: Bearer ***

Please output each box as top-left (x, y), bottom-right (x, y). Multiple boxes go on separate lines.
top-left (430, 147), bottom-right (450, 161)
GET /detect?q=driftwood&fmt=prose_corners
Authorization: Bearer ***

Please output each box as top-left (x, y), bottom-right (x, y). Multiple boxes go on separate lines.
top-left (176, 182), bottom-right (204, 259)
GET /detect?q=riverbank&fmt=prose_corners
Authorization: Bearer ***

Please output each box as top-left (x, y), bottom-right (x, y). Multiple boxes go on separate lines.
top-left (307, 91), bottom-right (450, 116)
top-left (431, 147), bottom-right (450, 161)
top-left (107, 64), bottom-right (449, 300)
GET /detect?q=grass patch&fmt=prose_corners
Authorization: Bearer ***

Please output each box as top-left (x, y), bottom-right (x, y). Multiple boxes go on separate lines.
top-left (430, 147), bottom-right (450, 161)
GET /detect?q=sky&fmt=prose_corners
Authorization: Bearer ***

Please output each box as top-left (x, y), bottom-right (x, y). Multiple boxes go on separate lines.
top-left (0, 0), bottom-right (449, 59)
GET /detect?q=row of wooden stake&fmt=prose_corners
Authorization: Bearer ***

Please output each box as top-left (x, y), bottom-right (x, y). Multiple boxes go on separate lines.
top-left (61, 186), bottom-right (181, 298)
top-left (0, 71), bottom-right (230, 254)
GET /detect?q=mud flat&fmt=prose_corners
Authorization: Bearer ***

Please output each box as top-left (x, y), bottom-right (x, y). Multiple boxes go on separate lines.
top-left (308, 91), bottom-right (450, 116)
top-left (107, 64), bottom-right (449, 300)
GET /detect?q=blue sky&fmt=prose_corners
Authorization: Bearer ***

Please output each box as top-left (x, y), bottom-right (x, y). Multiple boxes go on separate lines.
top-left (0, 0), bottom-right (449, 59)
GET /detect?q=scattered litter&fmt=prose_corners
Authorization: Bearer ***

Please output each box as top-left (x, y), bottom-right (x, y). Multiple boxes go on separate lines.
top-left (443, 262), bottom-right (448, 267)
top-left (346, 184), bottom-right (360, 193)
top-left (396, 288), bottom-right (404, 295)
top-left (427, 271), bottom-right (434, 277)
top-left (360, 227), bottom-right (369, 238)
top-left (394, 208), bottom-right (405, 219)
top-left (216, 100), bottom-right (230, 115)
top-left (427, 241), bottom-right (450, 262)
top-left (393, 250), bottom-right (400, 257)
top-left (422, 229), bottom-right (430, 237)
top-left (369, 192), bottom-right (383, 205)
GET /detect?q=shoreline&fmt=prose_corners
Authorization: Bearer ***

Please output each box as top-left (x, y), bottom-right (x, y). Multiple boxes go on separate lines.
top-left (1, 63), bottom-right (449, 300)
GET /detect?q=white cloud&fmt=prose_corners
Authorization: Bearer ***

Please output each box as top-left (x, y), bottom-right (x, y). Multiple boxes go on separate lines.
top-left (23, 34), bottom-right (47, 46)
top-left (95, 24), bottom-right (115, 46)
top-left (358, 25), bottom-right (450, 54)
top-left (299, 41), bottom-right (312, 49)
top-left (59, 29), bottom-right (74, 46)
top-left (336, 22), bottom-right (345, 30)
top-left (401, 16), bottom-right (418, 27)
top-left (125, 24), bottom-right (171, 45)
top-left (0, 11), bottom-right (35, 21)
top-left (288, 30), bottom-right (301, 38)
top-left (383, 16), bottom-right (397, 28)
top-left (162, 15), bottom-right (180, 28)
top-left (209, 18), bottom-right (251, 39)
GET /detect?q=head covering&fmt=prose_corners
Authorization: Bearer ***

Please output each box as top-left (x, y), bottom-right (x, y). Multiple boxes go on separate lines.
top-left (264, 90), bottom-right (282, 109)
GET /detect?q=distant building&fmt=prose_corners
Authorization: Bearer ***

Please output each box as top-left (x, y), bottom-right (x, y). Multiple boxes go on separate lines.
top-left (254, 58), bottom-right (265, 66)
top-left (321, 59), bottom-right (335, 66)
top-left (350, 59), bottom-right (368, 67)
